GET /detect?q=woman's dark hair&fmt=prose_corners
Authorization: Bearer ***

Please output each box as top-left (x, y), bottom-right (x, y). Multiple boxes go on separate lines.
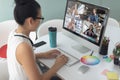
top-left (14, 0), bottom-right (41, 25)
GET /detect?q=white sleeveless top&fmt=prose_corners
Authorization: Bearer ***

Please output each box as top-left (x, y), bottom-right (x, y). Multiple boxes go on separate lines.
top-left (7, 29), bottom-right (39, 80)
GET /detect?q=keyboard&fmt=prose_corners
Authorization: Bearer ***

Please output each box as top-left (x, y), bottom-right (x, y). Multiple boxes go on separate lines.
top-left (57, 48), bottom-right (79, 67)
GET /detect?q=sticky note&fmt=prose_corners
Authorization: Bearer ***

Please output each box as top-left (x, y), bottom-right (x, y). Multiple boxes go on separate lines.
top-left (106, 71), bottom-right (119, 80)
top-left (109, 55), bottom-right (114, 59)
top-left (105, 57), bottom-right (112, 62)
top-left (101, 69), bottom-right (109, 75)
top-left (103, 55), bottom-right (108, 59)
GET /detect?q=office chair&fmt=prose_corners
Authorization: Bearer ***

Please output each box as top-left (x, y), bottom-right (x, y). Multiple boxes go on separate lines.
top-left (37, 19), bottom-right (63, 39)
top-left (0, 20), bottom-right (17, 80)
top-left (0, 20), bottom-right (17, 47)
top-left (0, 20), bottom-right (37, 47)
top-left (107, 18), bottom-right (119, 28)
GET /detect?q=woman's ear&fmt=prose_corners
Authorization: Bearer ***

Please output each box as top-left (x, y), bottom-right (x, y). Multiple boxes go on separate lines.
top-left (26, 17), bottom-right (34, 26)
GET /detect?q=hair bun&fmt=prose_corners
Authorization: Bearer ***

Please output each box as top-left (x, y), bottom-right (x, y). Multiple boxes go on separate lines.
top-left (15, 0), bottom-right (34, 5)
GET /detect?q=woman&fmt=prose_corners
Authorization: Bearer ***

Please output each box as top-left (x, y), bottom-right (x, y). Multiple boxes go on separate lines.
top-left (84, 24), bottom-right (96, 38)
top-left (7, 0), bottom-right (68, 80)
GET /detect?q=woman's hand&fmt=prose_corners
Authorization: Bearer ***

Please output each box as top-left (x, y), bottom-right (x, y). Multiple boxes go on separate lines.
top-left (54, 55), bottom-right (68, 69)
top-left (43, 49), bottom-right (61, 59)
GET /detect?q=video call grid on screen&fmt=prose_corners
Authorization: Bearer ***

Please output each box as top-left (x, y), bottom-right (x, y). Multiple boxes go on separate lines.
top-left (63, 0), bottom-right (109, 46)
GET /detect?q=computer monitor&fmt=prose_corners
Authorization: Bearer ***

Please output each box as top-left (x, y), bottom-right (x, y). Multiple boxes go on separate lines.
top-left (62, 0), bottom-right (109, 53)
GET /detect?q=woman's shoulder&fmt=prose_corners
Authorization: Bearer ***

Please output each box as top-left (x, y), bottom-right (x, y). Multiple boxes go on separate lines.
top-left (16, 41), bottom-right (33, 62)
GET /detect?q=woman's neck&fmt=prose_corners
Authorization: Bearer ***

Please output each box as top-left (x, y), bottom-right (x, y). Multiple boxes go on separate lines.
top-left (16, 26), bottom-right (30, 37)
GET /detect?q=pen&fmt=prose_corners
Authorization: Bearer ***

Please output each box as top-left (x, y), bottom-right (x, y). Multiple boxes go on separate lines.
top-left (118, 61), bottom-right (120, 69)
top-left (90, 51), bottom-right (94, 56)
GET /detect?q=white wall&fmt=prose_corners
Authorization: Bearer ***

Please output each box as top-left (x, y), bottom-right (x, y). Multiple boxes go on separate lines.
top-left (0, 0), bottom-right (120, 22)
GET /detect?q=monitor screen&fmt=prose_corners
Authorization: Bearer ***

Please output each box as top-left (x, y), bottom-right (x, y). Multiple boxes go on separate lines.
top-left (62, 0), bottom-right (109, 52)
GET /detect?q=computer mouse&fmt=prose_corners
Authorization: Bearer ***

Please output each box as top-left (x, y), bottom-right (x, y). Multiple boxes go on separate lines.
top-left (78, 65), bottom-right (90, 74)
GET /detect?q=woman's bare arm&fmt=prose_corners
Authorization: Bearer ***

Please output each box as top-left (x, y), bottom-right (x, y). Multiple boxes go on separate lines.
top-left (16, 42), bottom-right (68, 80)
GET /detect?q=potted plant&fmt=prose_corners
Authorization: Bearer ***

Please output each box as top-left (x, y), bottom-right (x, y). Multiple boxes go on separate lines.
top-left (113, 43), bottom-right (120, 65)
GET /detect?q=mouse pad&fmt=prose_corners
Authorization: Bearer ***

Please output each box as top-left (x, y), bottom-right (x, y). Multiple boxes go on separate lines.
top-left (80, 55), bottom-right (100, 65)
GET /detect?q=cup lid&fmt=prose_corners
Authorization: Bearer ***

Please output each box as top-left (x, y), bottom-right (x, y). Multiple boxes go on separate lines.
top-left (48, 27), bottom-right (57, 31)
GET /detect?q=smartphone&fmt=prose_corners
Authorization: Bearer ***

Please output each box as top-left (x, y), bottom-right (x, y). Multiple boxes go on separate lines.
top-left (33, 41), bottom-right (46, 47)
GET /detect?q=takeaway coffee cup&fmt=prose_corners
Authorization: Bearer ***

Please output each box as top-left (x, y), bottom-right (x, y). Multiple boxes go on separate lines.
top-left (48, 27), bottom-right (57, 48)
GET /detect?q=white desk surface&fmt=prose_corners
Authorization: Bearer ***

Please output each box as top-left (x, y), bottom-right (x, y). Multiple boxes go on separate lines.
top-left (34, 26), bottom-right (120, 80)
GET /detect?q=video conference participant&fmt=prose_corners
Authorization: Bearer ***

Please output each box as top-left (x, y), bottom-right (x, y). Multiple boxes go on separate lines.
top-left (84, 24), bottom-right (97, 39)
top-left (67, 18), bottom-right (75, 31)
top-left (7, 0), bottom-right (68, 80)
top-left (88, 8), bottom-right (99, 24)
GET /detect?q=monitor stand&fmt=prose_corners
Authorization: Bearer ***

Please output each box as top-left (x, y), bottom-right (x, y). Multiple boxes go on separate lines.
top-left (72, 44), bottom-right (90, 53)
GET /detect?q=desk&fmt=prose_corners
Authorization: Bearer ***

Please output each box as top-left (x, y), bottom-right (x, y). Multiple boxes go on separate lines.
top-left (34, 26), bottom-right (120, 80)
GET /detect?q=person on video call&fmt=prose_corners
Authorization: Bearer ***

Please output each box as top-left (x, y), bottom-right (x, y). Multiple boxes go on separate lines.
top-left (7, 0), bottom-right (68, 80)
top-left (67, 18), bottom-right (75, 31)
top-left (88, 8), bottom-right (99, 24)
top-left (84, 24), bottom-right (97, 39)
top-left (69, 4), bottom-right (78, 17)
